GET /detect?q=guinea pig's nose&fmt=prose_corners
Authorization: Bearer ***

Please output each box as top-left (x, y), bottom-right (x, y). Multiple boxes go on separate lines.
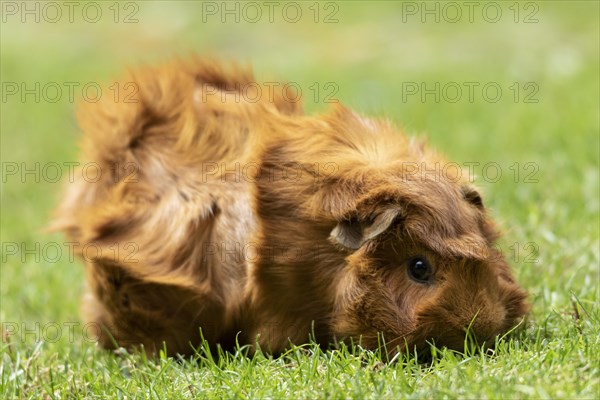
top-left (462, 301), bottom-right (507, 345)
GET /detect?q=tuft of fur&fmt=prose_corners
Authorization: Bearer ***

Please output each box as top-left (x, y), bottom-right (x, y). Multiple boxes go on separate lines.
top-left (53, 59), bottom-right (528, 356)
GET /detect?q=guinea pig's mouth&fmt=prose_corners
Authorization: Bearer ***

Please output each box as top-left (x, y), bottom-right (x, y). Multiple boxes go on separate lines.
top-left (399, 311), bottom-right (531, 361)
top-left (393, 332), bottom-right (499, 362)
top-left (394, 306), bottom-right (518, 359)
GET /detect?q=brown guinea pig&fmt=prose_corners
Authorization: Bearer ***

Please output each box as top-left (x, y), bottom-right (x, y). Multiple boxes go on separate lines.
top-left (53, 58), bottom-right (529, 356)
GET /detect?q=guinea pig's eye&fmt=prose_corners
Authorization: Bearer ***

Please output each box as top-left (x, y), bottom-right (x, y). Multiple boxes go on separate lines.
top-left (407, 257), bottom-right (433, 283)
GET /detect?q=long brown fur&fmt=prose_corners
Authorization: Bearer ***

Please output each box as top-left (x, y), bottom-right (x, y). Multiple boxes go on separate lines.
top-left (53, 58), bottom-right (529, 356)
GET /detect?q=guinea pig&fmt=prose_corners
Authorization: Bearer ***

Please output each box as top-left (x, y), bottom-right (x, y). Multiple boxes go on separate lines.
top-left (53, 58), bottom-right (529, 357)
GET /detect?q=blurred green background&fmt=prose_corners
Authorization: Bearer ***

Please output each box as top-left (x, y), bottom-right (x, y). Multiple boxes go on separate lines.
top-left (1, 0), bottom-right (598, 349)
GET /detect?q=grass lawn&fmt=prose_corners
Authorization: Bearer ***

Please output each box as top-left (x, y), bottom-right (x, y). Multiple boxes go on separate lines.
top-left (1, 1), bottom-right (598, 398)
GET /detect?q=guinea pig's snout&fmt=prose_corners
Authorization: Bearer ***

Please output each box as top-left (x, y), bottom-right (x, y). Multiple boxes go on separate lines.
top-left (412, 299), bottom-right (505, 353)
top-left (428, 301), bottom-right (505, 351)
top-left (459, 299), bottom-right (507, 345)
top-left (418, 269), bottom-right (512, 351)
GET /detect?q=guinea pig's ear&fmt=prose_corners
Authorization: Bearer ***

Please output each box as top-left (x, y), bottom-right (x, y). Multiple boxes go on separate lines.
top-left (462, 185), bottom-right (484, 208)
top-left (330, 207), bottom-right (401, 249)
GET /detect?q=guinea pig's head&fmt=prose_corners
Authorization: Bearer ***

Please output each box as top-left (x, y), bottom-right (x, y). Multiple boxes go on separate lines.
top-left (328, 174), bottom-right (529, 356)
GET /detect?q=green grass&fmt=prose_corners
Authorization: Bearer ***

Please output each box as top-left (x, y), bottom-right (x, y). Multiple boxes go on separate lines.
top-left (1, 1), bottom-right (599, 398)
